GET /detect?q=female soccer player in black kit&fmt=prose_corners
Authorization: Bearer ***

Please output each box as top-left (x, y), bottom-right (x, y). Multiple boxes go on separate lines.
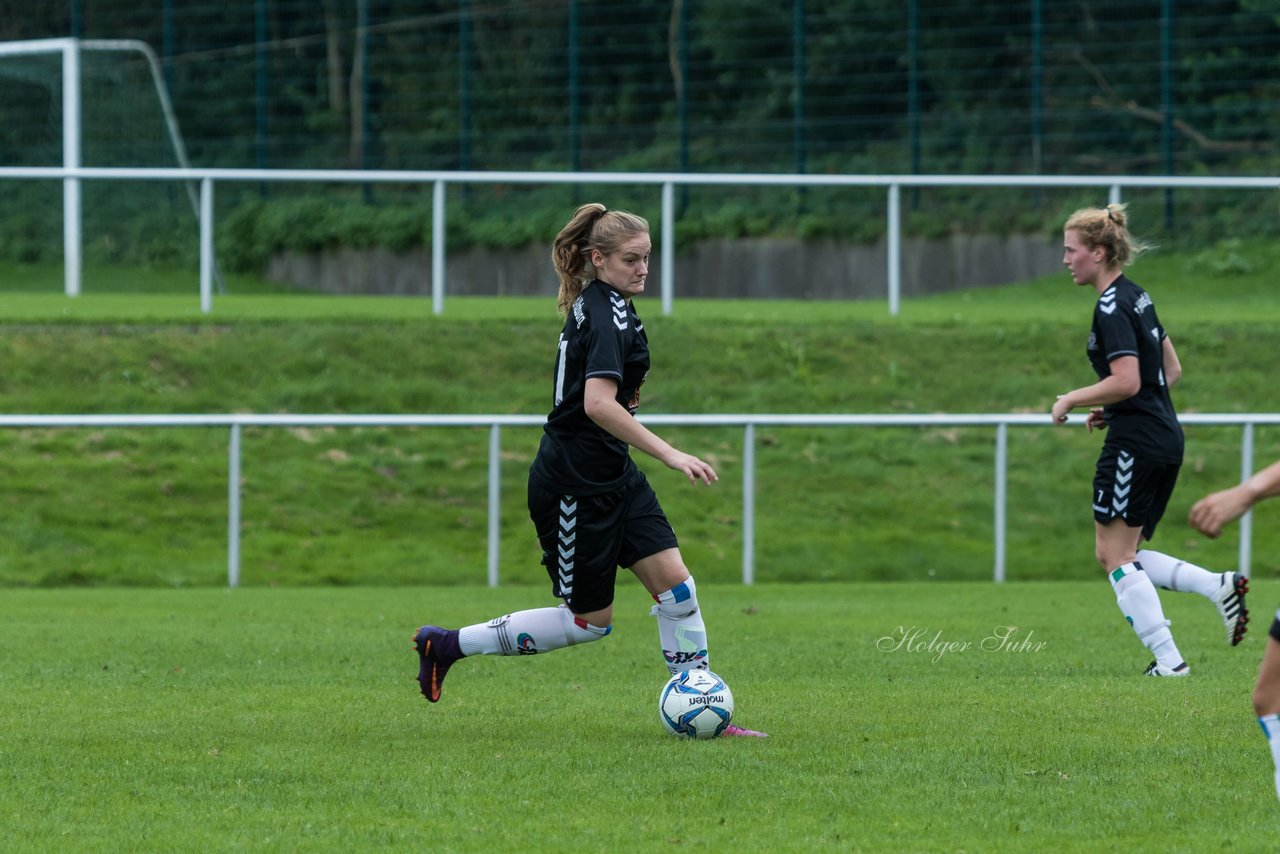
top-left (412, 203), bottom-right (765, 736)
top-left (1050, 204), bottom-right (1248, 676)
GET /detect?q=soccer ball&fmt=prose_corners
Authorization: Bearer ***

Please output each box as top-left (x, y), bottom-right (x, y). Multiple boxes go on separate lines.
top-left (658, 669), bottom-right (734, 739)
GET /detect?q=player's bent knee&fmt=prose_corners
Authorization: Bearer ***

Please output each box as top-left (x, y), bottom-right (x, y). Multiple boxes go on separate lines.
top-left (1252, 679), bottom-right (1280, 717)
top-left (561, 605), bottom-right (611, 646)
top-left (653, 576), bottom-right (700, 619)
top-left (569, 615), bottom-right (611, 645)
top-left (1254, 637), bottom-right (1280, 716)
top-left (1253, 686), bottom-right (1274, 718)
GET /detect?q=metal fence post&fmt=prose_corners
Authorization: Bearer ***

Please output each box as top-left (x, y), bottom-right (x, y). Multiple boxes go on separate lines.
top-left (228, 422), bottom-right (241, 587)
top-left (742, 423), bottom-right (755, 584)
top-left (487, 423), bottom-right (501, 587)
top-left (432, 179), bottom-right (445, 315)
top-left (994, 422), bottom-right (1008, 582)
top-left (200, 177), bottom-right (214, 313)
top-left (887, 183), bottom-right (901, 316)
top-left (1240, 421), bottom-right (1254, 578)
top-left (63, 39), bottom-right (81, 298)
top-left (661, 180), bottom-right (675, 316)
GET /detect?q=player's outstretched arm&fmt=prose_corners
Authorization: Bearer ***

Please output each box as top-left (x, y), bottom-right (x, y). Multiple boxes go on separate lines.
top-left (1189, 460), bottom-right (1280, 538)
top-left (583, 377), bottom-right (718, 486)
top-left (1052, 356), bottom-right (1140, 424)
top-left (1162, 336), bottom-right (1183, 388)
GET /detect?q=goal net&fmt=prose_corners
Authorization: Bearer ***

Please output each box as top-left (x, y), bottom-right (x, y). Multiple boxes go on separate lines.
top-left (0, 39), bottom-right (206, 284)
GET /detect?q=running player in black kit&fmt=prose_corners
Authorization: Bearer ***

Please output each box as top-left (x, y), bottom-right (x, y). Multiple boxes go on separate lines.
top-left (412, 203), bottom-right (765, 736)
top-left (1051, 204), bottom-right (1247, 676)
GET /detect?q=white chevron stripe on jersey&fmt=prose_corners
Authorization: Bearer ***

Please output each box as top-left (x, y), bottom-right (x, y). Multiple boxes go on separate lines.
top-left (556, 497), bottom-right (577, 596)
top-left (609, 293), bottom-right (629, 330)
top-left (1098, 290), bottom-right (1118, 315)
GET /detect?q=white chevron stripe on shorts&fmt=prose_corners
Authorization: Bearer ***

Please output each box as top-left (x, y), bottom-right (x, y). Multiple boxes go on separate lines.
top-left (1112, 451), bottom-right (1133, 516)
top-left (556, 497), bottom-right (577, 597)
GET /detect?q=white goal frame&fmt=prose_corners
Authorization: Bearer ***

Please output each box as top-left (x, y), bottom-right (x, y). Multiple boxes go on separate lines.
top-left (0, 37), bottom-right (205, 296)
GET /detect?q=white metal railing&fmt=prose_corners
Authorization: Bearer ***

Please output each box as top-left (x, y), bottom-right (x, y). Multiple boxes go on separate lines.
top-left (2, 165), bottom-right (1279, 316)
top-left (1, 411), bottom-right (1273, 587)
top-left (4, 39), bottom-right (1279, 314)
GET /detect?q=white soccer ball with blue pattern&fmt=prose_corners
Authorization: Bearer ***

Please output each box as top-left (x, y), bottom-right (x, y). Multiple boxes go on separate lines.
top-left (658, 669), bottom-right (734, 739)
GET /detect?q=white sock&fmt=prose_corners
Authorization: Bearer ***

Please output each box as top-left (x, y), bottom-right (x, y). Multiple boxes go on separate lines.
top-left (1110, 563), bottom-right (1184, 669)
top-left (1259, 715), bottom-right (1280, 803)
top-left (651, 577), bottom-right (709, 674)
top-left (457, 605), bottom-right (610, 656)
top-left (1136, 549), bottom-right (1222, 599)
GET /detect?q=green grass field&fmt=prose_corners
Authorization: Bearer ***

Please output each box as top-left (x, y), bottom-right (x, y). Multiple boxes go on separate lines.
top-left (4, 241), bottom-right (1280, 850)
top-left (1, 581), bottom-right (1274, 852)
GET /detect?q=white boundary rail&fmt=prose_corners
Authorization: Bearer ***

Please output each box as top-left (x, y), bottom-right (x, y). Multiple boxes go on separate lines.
top-left (2, 38), bottom-right (1276, 311)
top-left (1, 165), bottom-right (1278, 316)
top-left (1, 412), bottom-right (1273, 587)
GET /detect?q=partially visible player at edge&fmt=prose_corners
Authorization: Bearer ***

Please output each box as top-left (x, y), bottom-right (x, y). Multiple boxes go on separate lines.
top-left (412, 203), bottom-right (766, 737)
top-left (1189, 460), bottom-right (1280, 801)
top-left (1050, 203), bottom-right (1248, 676)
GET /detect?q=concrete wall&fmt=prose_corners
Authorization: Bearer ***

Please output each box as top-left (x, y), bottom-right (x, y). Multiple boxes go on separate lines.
top-left (266, 234), bottom-right (1063, 300)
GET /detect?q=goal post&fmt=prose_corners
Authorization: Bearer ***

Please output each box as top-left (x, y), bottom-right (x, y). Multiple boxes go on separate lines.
top-left (0, 37), bottom-right (213, 297)
top-left (0, 39), bottom-right (80, 295)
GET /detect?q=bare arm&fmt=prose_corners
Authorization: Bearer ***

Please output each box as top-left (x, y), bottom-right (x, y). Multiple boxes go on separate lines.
top-left (1189, 460), bottom-right (1280, 538)
top-left (1162, 336), bottom-right (1182, 388)
top-left (1052, 355), bottom-right (1140, 424)
top-left (583, 376), bottom-right (717, 486)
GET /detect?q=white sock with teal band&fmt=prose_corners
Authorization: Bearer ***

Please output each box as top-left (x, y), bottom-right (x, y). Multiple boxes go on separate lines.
top-left (1258, 714), bottom-right (1280, 801)
top-left (1109, 562), bottom-right (1184, 670)
top-left (458, 605), bottom-right (610, 656)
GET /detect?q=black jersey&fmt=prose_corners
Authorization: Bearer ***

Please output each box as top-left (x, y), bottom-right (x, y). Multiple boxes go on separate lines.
top-left (1086, 274), bottom-right (1183, 464)
top-left (528, 280), bottom-right (651, 495)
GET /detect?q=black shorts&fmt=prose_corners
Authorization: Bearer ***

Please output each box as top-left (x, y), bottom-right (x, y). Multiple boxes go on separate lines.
top-left (1091, 446), bottom-right (1179, 541)
top-left (1270, 609), bottom-right (1280, 644)
top-left (527, 469), bottom-right (679, 615)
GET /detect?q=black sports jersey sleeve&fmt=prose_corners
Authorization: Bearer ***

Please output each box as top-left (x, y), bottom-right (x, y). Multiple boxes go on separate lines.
top-left (528, 281), bottom-right (651, 494)
top-left (1086, 275), bottom-right (1184, 463)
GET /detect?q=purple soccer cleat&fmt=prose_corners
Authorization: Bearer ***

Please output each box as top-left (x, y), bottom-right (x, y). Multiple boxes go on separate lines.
top-left (723, 724), bottom-right (769, 738)
top-left (413, 625), bottom-right (463, 703)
